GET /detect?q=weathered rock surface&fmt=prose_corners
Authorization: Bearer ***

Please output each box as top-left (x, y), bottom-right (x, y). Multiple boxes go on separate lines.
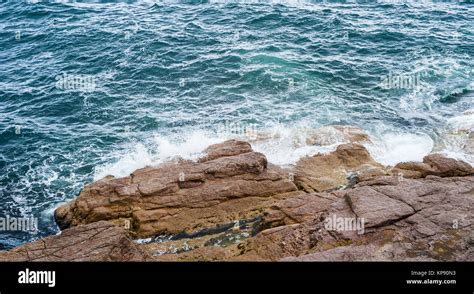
top-left (262, 192), bottom-right (338, 227)
top-left (293, 143), bottom-right (383, 192)
top-left (258, 176), bottom-right (474, 261)
top-left (198, 140), bottom-right (253, 162)
top-left (393, 153), bottom-right (473, 178)
top-left (156, 174), bottom-right (473, 261)
top-left (3, 138), bottom-right (473, 262)
top-left (55, 140), bottom-right (298, 238)
top-left (0, 221), bottom-right (150, 261)
top-left (345, 186), bottom-right (415, 227)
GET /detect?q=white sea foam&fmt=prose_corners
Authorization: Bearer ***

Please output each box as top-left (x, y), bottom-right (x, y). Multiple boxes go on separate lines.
top-left (94, 118), bottom-right (474, 180)
top-left (94, 143), bottom-right (153, 180)
top-left (93, 125), bottom-right (346, 179)
top-left (399, 56), bottom-right (462, 112)
top-left (437, 109), bottom-right (474, 165)
top-left (93, 131), bottom-right (225, 180)
top-left (250, 125), bottom-right (343, 165)
top-left (446, 109), bottom-right (474, 131)
top-left (363, 132), bottom-right (434, 166)
top-left (151, 132), bottom-right (224, 162)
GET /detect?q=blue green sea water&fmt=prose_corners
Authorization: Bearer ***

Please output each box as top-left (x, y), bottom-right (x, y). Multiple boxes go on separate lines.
top-left (0, 0), bottom-right (473, 248)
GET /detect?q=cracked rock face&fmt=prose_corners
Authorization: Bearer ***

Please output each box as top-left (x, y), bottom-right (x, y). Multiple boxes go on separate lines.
top-left (345, 185), bottom-right (415, 227)
top-left (54, 140), bottom-right (298, 238)
top-left (263, 176), bottom-right (474, 261)
top-left (153, 175), bottom-right (473, 261)
top-left (0, 221), bottom-right (150, 261)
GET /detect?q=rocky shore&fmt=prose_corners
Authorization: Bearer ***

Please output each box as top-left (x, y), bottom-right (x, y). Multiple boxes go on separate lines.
top-left (1, 126), bottom-right (473, 261)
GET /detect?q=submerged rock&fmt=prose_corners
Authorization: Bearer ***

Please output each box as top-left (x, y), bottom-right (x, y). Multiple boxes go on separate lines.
top-left (247, 124), bottom-right (370, 149)
top-left (305, 125), bottom-right (371, 146)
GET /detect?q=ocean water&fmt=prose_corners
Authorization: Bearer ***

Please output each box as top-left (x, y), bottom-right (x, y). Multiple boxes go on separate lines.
top-left (0, 0), bottom-right (473, 249)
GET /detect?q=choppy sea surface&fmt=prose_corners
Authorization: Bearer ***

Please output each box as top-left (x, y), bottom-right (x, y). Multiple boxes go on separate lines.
top-left (0, 0), bottom-right (473, 248)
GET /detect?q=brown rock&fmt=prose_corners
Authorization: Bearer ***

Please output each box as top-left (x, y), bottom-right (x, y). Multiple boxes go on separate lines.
top-left (198, 139), bottom-right (252, 162)
top-left (262, 192), bottom-right (338, 227)
top-left (235, 176), bottom-right (474, 261)
top-left (236, 224), bottom-right (312, 261)
top-left (345, 186), bottom-right (415, 227)
top-left (423, 153), bottom-right (473, 176)
top-left (17, 138), bottom-right (470, 262)
top-left (394, 153), bottom-right (473, 178)
top-left (154, 246), bottom-right (234, 261)
top-left (0, 221), bottom-right (150, 261)
top-left (55, 140), bottom-right (298, 238)
top-left (293, 143), bottom-right (382, 192)
top-left (112, 143), bottom-right (472, 262)
top-left (282, 244), bottom-right (436, 261)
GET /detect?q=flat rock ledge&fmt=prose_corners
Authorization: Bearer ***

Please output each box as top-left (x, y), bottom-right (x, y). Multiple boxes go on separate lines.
top-left (0, 221), bottom-right (150, 261)
top-left (1, 135), bottom-right (473, 261)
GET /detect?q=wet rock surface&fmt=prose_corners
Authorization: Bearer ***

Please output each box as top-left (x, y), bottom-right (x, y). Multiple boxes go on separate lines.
top-left (305, 125), bottom-right (371, 146)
